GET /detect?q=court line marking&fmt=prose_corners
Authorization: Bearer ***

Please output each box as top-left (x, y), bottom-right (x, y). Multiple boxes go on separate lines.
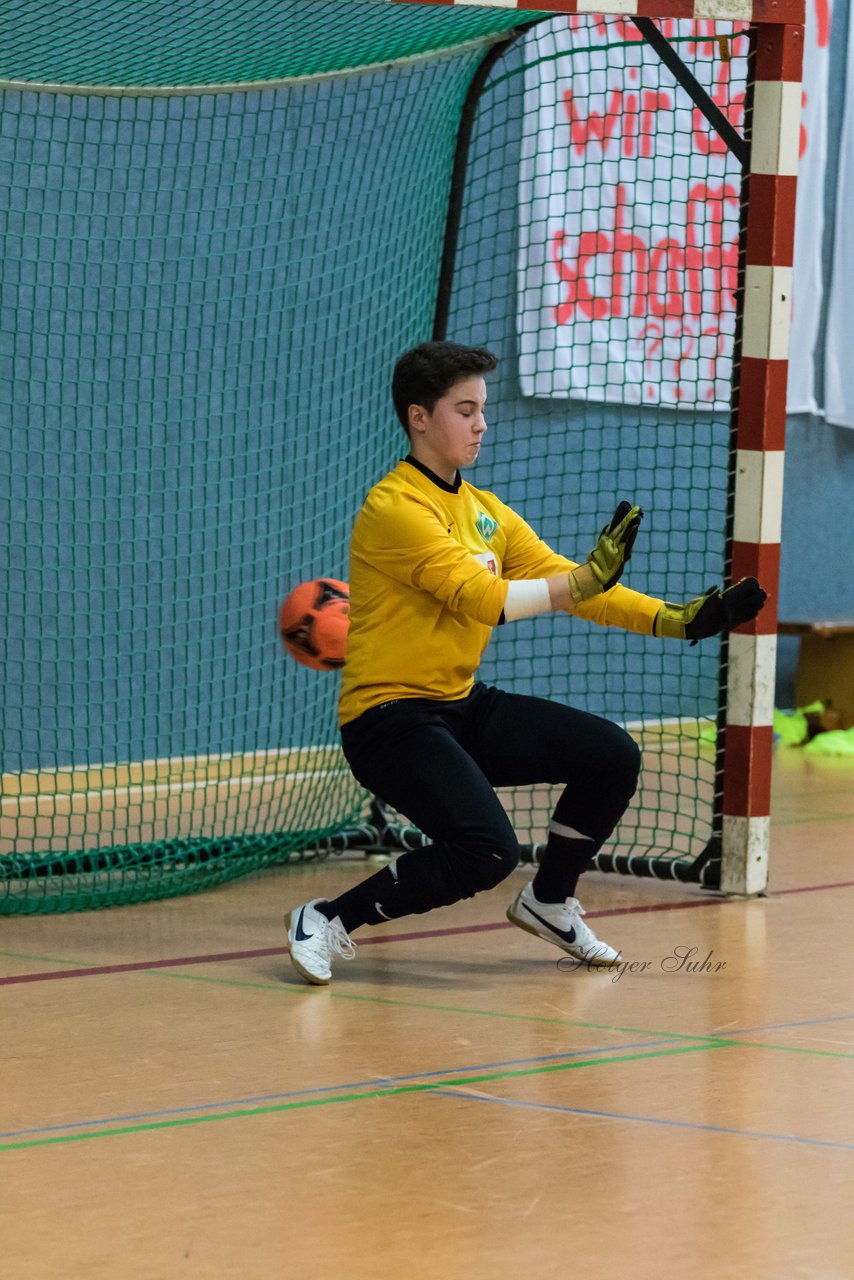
top-left (0, 1036), bottom-right (680, 1141)
top-left (3, 942), bottom-right (852, 1062)
top-left (720, 1012), bottom-right (854, 1034)
top-left (3, 943), bottom-right (851, 1060)
top-left (719, 1035), bottom-right (854, 1059)
top-left (3, 875), bottom-right (853, 988)
top-left (155, 970), bottom-right (854, 1059)
top-left (0, 947), bottom-right (86, 968)
top-left (0, 1040), bottom-right (721, 1153)
top-left (4, 980), bottom-right (849, 1148)
top-left (433, 1089), bottom-right (854, 1152)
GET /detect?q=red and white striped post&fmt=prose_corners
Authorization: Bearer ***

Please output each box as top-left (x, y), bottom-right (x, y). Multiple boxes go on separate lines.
top-left (390, 0), bottom-right (805, 895)
top-left (722, 19), bottom-right (803, 894)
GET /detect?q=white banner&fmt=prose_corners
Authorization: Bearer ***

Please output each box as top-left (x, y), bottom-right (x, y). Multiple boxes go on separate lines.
top-left (788, 0), bottom-right (831, 415)
top-left (824, 0), bottom-right (854, 428)
top-left (517, 14), bottom-right (826, 415)
top-left (518, 18), bottom-right (747, 410)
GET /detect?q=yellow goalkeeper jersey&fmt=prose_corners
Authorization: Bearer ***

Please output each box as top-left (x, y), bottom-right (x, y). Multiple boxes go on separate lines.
top-left (338, 456), bottom-right (661, 725)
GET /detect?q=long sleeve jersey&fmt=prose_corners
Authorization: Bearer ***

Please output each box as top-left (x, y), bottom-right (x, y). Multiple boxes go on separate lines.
top-left (338, 455), bottom-right (662, 725)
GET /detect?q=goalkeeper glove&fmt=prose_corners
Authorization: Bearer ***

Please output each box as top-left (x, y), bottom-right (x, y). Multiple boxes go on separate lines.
top-left (654, 577), bottom-right (767, 644)
top-left (567, 501), bottom-right (643, 604)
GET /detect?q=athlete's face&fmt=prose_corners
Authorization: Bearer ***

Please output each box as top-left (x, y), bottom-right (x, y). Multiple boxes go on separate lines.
top-left (408, 375), bottom-right (488, 481)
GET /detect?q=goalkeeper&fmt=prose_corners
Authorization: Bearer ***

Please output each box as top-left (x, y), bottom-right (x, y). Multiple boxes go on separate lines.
top-left (285, 342), bottom-right (766, 985)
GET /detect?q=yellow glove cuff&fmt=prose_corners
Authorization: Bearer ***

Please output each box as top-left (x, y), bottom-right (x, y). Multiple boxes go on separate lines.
top-left (567, 564), bottom-right (600, 605)
top-left (654, 603), bottom-right (687, 639)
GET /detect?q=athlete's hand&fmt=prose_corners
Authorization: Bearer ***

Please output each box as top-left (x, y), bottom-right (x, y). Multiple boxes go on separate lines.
top-left (567, 501), bottom-right (644, 604)
top-left (654, 578), bottom-right (767, 644)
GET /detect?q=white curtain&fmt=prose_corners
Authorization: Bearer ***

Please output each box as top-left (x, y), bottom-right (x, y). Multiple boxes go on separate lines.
top-left (517, 14), bottom-right (828, 416)
top-left (787, 0), bottom-right (831, 415)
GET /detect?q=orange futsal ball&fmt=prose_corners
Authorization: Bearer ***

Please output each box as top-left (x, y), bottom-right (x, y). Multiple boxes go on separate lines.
top-left (279, 578), bottom-right (350, 671)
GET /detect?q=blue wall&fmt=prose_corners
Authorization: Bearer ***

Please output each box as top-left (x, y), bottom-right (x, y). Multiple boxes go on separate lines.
top-left (449, 35), bottom-right (729, 730)
top-left (461, 14), bottom-right (854, 716)
top-left (0, 56), bottom-right (480, 771)
top-left (2, 10), bottom-right (851, 775)
top-left (777, 414), bottom-right (854, 703)
top-left (775, 0), bottom-right (854, 704)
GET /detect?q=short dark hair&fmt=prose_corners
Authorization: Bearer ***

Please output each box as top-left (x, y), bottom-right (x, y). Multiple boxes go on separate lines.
top-left (391, 341), bottom-right (498, 434)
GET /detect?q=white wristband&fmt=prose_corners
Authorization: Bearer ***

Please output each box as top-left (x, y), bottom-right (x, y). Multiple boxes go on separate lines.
top-left (503, 578), bottom-right (553, 622)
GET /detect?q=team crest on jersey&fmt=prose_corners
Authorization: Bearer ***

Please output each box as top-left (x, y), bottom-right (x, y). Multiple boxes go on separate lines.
top-left (476, 511), bottom-right (498, 542)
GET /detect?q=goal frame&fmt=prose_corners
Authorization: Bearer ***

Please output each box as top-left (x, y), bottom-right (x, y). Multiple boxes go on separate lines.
top-left (389, 0), bottom-right (805, 896)
top-left (0, 0), bottom-right (804, 909)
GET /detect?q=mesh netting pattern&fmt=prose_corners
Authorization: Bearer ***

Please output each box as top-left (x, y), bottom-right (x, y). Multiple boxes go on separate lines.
top-left (1, 6), bottom-right (747, 910)
top-left (0, 0), bottom-right (542, 88)
top-left (451, 19), bottom-right (747, 877)
top-left (1, 23), bottom-right (486, 911)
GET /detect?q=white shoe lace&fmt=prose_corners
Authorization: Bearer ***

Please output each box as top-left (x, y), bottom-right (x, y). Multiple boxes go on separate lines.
top-left (327, 917), bottom-right (356, 961)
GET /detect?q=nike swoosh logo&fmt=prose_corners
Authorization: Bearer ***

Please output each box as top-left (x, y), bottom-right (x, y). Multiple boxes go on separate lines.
top-left (293, 907), bottom-right (314, 942)
top-left (522, 902), bottom-right (576, 944)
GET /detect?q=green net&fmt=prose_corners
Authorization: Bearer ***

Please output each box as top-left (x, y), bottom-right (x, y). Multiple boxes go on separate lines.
top-left (1, 3), bottom-right (747, 912)
top-left (0, 0), bottom-right (540, 87)
top-left (449, 18), bottom-right (748, 880)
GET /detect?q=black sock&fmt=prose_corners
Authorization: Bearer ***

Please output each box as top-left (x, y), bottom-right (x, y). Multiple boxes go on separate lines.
top-left (532, 826), bottom-right (598, 903)
top-left (316, 866), bottom-right (401, 934)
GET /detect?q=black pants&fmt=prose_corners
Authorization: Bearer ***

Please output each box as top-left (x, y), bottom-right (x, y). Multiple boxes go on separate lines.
top-left (327, 683), bottom-right (641, 931)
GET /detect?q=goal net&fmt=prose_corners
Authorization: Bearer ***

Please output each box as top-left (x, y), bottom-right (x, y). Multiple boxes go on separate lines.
top-left (1, 1), bottom-right (756, 912)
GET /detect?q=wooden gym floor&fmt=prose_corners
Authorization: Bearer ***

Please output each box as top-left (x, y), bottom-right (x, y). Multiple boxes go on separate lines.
top-left (2, 747), bottom-right (853, 1280)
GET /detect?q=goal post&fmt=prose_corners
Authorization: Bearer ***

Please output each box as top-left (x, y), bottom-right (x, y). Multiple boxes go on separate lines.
top-left (718, 21), bottom-right (803, 894)
top-left (0, 0), bottom-right (803, 913)
top-left (386, 0), bottom-right (804, 898)
top-left (424, 4), bottom-right (803, 896)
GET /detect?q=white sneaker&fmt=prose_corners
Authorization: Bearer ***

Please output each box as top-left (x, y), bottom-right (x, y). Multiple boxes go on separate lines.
top-left (506, 882), bottom-right (620, 966)
top-left (285, 898), bottom-right (356, 985)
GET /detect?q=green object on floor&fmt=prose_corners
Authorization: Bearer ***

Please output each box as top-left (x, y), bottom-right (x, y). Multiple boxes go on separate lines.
top-left (804, 726), bottom-right (854, 757)
top-left (774, 702), bottom-right (826, 746)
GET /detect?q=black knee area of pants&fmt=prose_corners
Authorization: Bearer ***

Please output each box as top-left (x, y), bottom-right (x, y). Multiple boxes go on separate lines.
top-left (427, 834), bottom-right (520, 904)
top-left (552, 723), bottom-right (641, 843)
top-left (581, 720), bottom-right (640, 782)
top-left (380, 833), bottom-right (520, 919)
top-left (461, 838), bottom-right (520, 893)
top-left (612, 729), bottom-right (642, 795)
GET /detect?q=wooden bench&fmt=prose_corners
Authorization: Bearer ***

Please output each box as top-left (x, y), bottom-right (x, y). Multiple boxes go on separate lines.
top-left (777, 622), bottom-right (854, 728)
